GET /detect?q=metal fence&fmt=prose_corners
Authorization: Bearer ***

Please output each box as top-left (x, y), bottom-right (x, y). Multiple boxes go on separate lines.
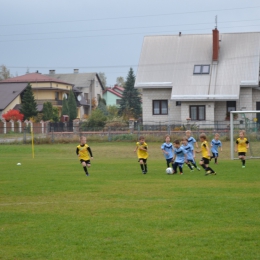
top-left (1, 119), bottom-right (259, 144)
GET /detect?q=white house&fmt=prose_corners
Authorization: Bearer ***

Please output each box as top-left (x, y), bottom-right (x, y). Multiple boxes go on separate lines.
top-left (135, 29), bottom-right (260, 126)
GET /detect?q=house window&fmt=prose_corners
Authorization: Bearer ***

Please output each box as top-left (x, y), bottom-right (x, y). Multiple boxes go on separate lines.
top-left (176, 101), bottom-right (181, 106)
top-left (55, 92), bottom-right (59, 101)
top-left (153, 100), bottom-right (168, 115)
top-left (190, 105), bottom-right (205, 120)
top-left (227, 101), bottom-right (236, 112)
top-left (193, 65), bottom-right (210, 74)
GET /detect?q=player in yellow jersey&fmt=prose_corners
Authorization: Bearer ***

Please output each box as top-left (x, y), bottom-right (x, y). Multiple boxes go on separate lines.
top-left (134, 136), bottom-right (148, 174)
top-left (196, 133), bottom-right (216, 176)
top-left (76, 136), bottom-right (93, 176)
top-left (235, 130), bottom-right (249, 168)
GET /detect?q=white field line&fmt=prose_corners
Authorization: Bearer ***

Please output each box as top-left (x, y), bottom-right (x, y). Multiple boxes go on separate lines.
top-left (0, 199), bottom-right (173, 207)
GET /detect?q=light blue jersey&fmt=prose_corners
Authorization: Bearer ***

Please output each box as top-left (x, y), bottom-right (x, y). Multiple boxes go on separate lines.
top-left (211, 139), bottom-right (222, 153)
top-left (161, 142), bottom-right (174, 159)
top-left (188, 136), bottom-right (197, 147)
top-left (173, 146), bottom-right (187, 163)
top-left (182, 143), bottom-right (194, 161)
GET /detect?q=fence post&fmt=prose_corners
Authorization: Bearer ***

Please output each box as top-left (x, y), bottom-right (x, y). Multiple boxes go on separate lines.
top-left (137, 122), bottom-right (140, 140)
top-left (51, 127), bottom-right (54, 143)
top-left (10, 120), bottom-right (14, 132)
top-left (17, 120), bottom-right (22, 133)
top-left (108, 127), bottom-right (111, 142)
top-left (2, 119), bottom-right (6, 134)
top-left (23, 127), bottom-right (27, 143)
top-left (40, 120), bottom-right (44, 134)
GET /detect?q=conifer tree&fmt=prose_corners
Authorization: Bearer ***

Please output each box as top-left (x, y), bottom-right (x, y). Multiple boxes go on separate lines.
top-left (20, 83), bottom-right (38, 120)
top-left (118, 68), bottom-right (142, 119)
top-left (42, 102), bottom-right (53, 121)
top-left (61, 96), bottom-right (69, 116)
top-left (67, 89), bottom-right (77, 121)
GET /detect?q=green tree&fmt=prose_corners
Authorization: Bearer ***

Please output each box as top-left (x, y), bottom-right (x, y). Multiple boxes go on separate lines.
top-left (97, 96), bottom-right (108, 116)
top-left (87, 109), bottom-right (107, 128)
top-left (67, 90), bottom-right (77, 121)
top-left (118, 68), bottom-right (142, 120)
top-left (42, 102), bottom-right (53, 121)
top-left (0, 65), bottom-right (12, 81)
top-left (20, 83), bottom-right (38, 120)
top-left (107, 105), bottom-right (119, 118)
top-left (52, 107), bottom-right (59, 122)
top-left (61, 96), bottom-right (69, 116)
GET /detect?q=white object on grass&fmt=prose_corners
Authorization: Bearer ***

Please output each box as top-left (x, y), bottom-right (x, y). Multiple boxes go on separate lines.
top-left (166, 167), bottom-right (173, 174)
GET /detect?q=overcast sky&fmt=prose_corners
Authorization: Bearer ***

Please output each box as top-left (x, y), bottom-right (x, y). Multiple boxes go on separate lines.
top-left (1, 0), bottom-right (260, 86)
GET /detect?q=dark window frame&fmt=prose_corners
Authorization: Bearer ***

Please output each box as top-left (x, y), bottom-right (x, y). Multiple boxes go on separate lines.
top-left (189, 105), bottom-right (206, 121)
top-left (55, 92), bottom-right (59, 101)
top-left (227, 101), bottom-right (236, 113)
top-left (153, 100), bottom-right (168, 115)
top-left (193, 65), bottom-right (210, 75)
top-left (176, 101), bottom-right (181, 106)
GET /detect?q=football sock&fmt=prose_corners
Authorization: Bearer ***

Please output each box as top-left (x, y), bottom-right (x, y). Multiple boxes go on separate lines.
top-left (144, 164), bottom-right (147, 172)
top-left (179, 166), bottom-right (183, 173)
top-left (140, 164), bottom-right (144, 171)
top-left (192, 162), bottom-right (197, 167)
top-left (83, 166), bottom-right (88, 174)
top-left (206, 167), bottom-right (214, 173)
top-left (201, 164), bottom-right (206, 170)
top-left (215, 158), bottom-right (217, 163)
top-left (167, 162), bottom-right (170, 167)
top-left (242, 160), bottom-right (245, 166)
top-left (187, 163), bottom-right (193, 170)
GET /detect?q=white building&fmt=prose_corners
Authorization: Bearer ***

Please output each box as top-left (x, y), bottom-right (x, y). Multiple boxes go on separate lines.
top-left (135, 29), bottom-right (260, 126)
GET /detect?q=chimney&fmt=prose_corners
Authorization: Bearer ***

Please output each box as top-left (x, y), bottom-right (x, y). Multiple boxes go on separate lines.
top-left (49, 70), bottom-right (55, 75)
top-left (74, 69), bottom-right (79, 74)
top-left (212, 28), bottom-right (219, 61)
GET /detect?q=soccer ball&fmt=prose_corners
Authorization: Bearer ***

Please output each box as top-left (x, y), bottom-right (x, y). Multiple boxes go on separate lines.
top-left (17, 163), bottom-right (21, 166)
top-left (166, 167), bottom-right (173, 174)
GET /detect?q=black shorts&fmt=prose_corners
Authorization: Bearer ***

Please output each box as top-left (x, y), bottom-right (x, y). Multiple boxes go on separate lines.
top-left (238, 152), bottom-right (246, 156)
top-left (201, 157), bottom-right (210, 164)
top-left (138, 158), bottom-right (147, 163)
top-left (80, 159), bottom-right (91, 165)
top-left (166, 158), bottom-right (173, 164)
top-left (212, 152), bottom-right (218, 158)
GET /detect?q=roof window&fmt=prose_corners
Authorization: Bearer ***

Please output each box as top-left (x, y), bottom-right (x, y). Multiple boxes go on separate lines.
top-left (193, 65), bottom-right (210, 75)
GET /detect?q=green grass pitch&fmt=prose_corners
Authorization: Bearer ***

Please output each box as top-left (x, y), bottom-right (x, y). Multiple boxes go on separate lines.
top-left (0, 142), bottom-right (260, 260)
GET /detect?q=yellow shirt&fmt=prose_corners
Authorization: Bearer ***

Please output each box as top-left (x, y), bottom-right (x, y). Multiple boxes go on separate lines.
top-left (236, 138), bottom-right (249, 153)
top-left (77, 144), bottom-right (91, 161)
top-left (136, 142), bottom-right (148, 159)
top-left (201, 141), bottom-right (210, 159)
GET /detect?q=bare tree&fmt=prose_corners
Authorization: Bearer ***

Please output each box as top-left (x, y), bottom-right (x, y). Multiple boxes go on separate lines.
top-left (116, 76), bottom-right (125, 87)
top-left (0, 65), bottom-right (12, 81)
top-left (98, 72), bottom-right (107, 88)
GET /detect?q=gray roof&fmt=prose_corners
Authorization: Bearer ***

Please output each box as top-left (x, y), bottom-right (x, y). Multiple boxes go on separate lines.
top-left (135, 32), bottom-right (260, 101)
top-left (0, 83), bottom-right (27, 110)
top-left (46, 72), bottom-right (104, 90)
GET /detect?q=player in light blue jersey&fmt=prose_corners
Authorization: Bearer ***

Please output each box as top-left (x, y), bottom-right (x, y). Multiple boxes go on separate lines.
top-left (211, 133), bottom-right (222, 164)
top-left (161, 135), bottom-right (174, 169)
top-left (186, 130), bottom-right (198, 148)
top-left (172, 140), bottom-right (187, 175)
top-left (182, 137), bottom-right (200, 171)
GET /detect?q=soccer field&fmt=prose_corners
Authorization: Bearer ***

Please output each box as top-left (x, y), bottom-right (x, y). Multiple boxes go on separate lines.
top-left (0, 142), bottom-right (260, 260)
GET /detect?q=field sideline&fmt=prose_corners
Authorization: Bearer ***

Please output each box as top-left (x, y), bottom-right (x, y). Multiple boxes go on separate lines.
top-left (0, 142), bottom-right (260, 260)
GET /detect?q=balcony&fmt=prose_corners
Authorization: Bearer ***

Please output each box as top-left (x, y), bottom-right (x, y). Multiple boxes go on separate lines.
top-left (36, 99), bottom-right (63, 106)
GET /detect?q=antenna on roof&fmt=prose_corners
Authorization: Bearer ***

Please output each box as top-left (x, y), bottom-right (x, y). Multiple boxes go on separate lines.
top-left (215, 15), bottom-right (218, 29)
